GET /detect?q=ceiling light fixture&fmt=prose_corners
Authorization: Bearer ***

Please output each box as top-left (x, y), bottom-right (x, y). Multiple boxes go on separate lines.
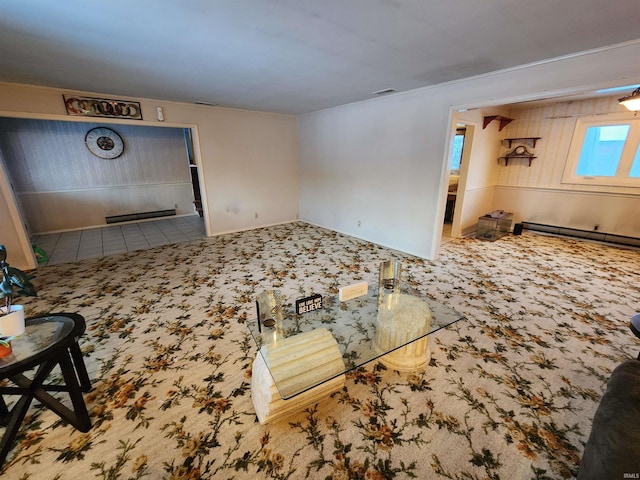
top-left (618, 87), bottom-right (640, 111)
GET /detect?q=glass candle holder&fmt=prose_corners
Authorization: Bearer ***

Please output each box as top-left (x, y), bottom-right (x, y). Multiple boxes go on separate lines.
top-left (256, 290), bottom-right (284, 331)
top-left (379, 260), bottom-right (402, 293)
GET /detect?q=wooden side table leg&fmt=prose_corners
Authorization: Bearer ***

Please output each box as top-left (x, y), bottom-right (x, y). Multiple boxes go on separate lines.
top-left (630, 313), bottom-right (640, 360)
top-left (69, 342), bottom-right (92, 392)
top-left (0, 356), bottom-right (58, 466)
top-left (58, 351), bottom-right (92, 432)
top-left (0, 389), bottom-right (34, 466)
top-left (9, 355), bottom-right (92, 433)
top-left (0, 396), bottom-right (8, 419)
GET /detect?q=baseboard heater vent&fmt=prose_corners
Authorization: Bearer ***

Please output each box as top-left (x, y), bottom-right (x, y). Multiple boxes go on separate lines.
top-left (520, 222), bottom-right (640, 248)
top-left (106, 209), bottom-right (176, 224)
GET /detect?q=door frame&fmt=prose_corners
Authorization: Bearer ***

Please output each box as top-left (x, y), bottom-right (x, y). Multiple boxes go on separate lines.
top-left (445, 119), bottom-right (475, 239)
top-left (0, 151), bottom-right (35, 268)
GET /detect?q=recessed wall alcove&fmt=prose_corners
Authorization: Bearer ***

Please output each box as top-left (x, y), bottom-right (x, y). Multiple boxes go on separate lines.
top-left (0, 117), bottom-right (196, 235)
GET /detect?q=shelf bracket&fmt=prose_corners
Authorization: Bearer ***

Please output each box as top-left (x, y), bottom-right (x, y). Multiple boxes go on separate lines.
top-left (483, 115), bottom-right (514, 131)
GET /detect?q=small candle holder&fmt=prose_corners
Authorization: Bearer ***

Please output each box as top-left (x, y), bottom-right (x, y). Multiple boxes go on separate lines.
top-left (256, 290), bottom-right (284, 332)
top-left (378, 260), bottom-right (402, 294)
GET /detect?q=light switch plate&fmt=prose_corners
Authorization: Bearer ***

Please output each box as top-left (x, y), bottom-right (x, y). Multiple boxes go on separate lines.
top-left (338, 281), bottom-right (368, 301)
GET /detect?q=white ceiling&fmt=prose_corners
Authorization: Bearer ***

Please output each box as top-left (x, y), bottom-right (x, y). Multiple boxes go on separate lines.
top-left (1, 1), bottom-right (640, 115)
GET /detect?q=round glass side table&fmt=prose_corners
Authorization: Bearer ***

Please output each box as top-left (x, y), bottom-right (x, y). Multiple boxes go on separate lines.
top-left (0, 313), bottom-right (92, 467)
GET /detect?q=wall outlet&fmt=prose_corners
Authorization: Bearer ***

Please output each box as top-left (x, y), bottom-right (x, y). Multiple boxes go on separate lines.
top-left (357, 220), bottom-right (361, 227)
top-left (338, 281), bottom-right (368, 301)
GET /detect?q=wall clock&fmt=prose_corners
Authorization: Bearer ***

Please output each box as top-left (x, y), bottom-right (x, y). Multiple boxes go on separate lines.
top-left (84, 127), bottom-right (124, 159)
top-left (514, 145), bottom-right (528, 155)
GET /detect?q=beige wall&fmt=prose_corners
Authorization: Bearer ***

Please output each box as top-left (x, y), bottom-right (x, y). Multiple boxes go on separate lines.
top-left (0, 82), bottom-right (299, 269)
top-left (298, 92), bottom-right (452, 257)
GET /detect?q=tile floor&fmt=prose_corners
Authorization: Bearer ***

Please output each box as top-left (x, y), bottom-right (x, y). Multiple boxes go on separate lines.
top-left (31, 215), bottom-right (206, 266)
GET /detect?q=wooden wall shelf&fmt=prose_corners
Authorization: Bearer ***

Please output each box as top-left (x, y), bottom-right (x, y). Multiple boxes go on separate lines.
top-left (498, 137), bottom-right (541, 166)
top-left (498, 155), bottom-right (537, 167)
top-left (504, 137), bottom-right (541, 148)
top-left (483, 115), bottom-right (514, 131)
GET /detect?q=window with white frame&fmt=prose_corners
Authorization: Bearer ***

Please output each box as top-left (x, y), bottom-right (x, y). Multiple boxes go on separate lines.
top-left (562, 115), bottom-right (640, 187)
top-left (563, 114), bottom-right (640, 187)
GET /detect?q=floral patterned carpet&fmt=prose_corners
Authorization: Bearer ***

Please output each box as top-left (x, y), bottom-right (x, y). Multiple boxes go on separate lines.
top-left (2, 222), bottom-right (640, 479)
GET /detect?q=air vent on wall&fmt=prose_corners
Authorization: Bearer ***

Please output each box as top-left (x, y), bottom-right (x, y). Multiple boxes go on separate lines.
top-left (194, 101), bottom-right (217, 106)
top-left (372, 88), bottom-right (396, 96)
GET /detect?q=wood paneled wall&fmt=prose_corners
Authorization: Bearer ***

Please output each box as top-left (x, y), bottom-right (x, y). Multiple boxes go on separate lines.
top-left (488, 96), bottom-right (640, 236)
top-left (502, 95), bottom-right (636, 194)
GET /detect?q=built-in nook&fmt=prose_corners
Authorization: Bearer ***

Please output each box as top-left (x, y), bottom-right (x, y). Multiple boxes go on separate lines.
top-left (0, 118), bottom-right (199, 235)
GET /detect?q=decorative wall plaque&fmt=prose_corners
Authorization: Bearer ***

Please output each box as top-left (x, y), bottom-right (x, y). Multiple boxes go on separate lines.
top-left (295, 294), bottom-right (323, 314)
top-left (63, 95), bottom-right (143, 120)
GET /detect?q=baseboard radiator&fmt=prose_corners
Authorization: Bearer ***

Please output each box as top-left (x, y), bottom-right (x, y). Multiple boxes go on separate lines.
top-left (520, 222), bottom-right (640, 248)
top-left (105, 209), bottom-right (176, 224)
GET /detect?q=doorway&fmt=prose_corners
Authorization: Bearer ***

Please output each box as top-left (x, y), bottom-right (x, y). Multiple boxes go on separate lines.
top-left (445, 127), bottom-right (465, 222)
top-left (442, 120), bottom-right (475, 242)
top-left (443, 126), bottom-right (466, 240)
top-left (184, 128), bottom-right (203, 217)
top-left (0, 117), bottom-right (207, 266)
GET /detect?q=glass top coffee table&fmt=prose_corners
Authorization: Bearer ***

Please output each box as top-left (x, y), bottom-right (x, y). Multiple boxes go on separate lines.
top-left (247, 287), bottom-right (465, 402)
